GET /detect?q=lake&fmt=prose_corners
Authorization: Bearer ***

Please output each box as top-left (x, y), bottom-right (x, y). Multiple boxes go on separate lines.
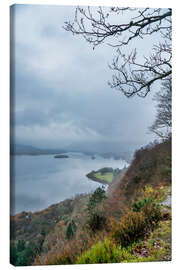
top-left (10, 153), bottom-right (128, 214)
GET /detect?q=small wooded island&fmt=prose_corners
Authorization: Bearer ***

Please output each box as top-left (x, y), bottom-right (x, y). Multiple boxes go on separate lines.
top-left (86, 167), bottom-right (122, 185)
top-left (54, 154), bottom-right (69, 159)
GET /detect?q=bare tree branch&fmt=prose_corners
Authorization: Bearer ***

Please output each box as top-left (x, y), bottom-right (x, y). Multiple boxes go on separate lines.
top-left (149, 76), bottom-right (172, 138)
top-left (64, 7), bottom-right (172, 97)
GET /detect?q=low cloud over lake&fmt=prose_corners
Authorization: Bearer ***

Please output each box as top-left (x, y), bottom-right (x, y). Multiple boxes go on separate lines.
top-left (11, 4), bottom-right (157, 152)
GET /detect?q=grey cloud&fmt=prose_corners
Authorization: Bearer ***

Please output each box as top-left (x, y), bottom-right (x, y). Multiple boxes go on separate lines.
top-left (12, 4), bottom-right (158, 151)
top-left (15, 108), bottom-right (50, 126)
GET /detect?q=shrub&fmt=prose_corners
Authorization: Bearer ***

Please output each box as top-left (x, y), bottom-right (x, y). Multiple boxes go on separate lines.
top-left (143, 185), bottom-right (165, 202)
top-left (142, 201), bottom-right (162, 227)
top-left (13, 242), bottom-right (36, 266)
top-left (132, 196), bottom-right (153, 212)
top-left (17, 239), bottom-right (25, 252)
top-left (76, 238), bottom-right (119, 264)
top-left (110, 211), bottom-right (147, 247)
top-left (87, 210), bottom-right (107, 232)
top-left (46, 253), bottom-right (75, 265)
top-left (87, 186), bottom-right (106, 214)
top-left (66, 220), bottom-right (77, 240)
top-left (132, 185), bottom-right (164, 229)
top-left (45, 238), bottom-right (90, 265)
top-left (86, 187), bottom-right (107, 232)
top-left (10, 244), bottom-right (17, 265)
top-left (110, 189), bottom-right (163, 247)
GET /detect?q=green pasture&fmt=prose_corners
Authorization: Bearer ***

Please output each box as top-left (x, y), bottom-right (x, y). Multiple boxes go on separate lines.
top-left (94, 172), bottom-right (113, 183)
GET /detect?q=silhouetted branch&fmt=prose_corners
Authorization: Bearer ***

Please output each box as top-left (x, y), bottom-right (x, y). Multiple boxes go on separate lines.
top-left (64, 7), bottom-right (172, 97)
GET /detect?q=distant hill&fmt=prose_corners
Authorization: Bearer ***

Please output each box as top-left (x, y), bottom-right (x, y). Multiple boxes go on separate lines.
top-left (65, 141), bottom-right (134, 162)
top-left (10, 144), bottom-right (67, 155)
top-left (10, 143), bottom-right (133, 161)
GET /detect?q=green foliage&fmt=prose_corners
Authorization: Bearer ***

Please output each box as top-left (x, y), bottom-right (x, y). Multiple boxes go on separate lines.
top-left (127, 220), bottom-right (171, 262)
top-left (86, 187), bottom-right (107, 232)
top-left (66, 219), bottom-right (77, 240)
top-left (99, 167), bottom-right (113, 174)
top-left (40, 226), bottom-right (46, 236)
top-left (142, 201), bottom-right (162, 226)
top-left (11, 241), bottom-right (35, 266)
top-left (10, 244), bottom-right (18, 265)
top-left (76, 238), bottom-right (119, 264)
top-left (111, 211), bottom-right (147, 247)
top-left (94, 172), bottom-right (113, 183)
top-left (16, 250), bottom-right (27, 266)
top-left (87, 210), bottom-right (107, 232)
top-left (111, 186), bottom-right (164, 247)
top-left (71, 220), bottom-right (77, 232)
top-left (66, 223), bottom-right (73, 240)
top-left (76, 217), bottom-right (171, 264)
top-left (10, 238), bottom-right (45, 266)
top-left (133, 176), bottom-right (141, 184)
top-left (134, 188), bottom-right (163, 226)
top-left (87, 186), bottom-right (106, 213)
top-left (132, 196), bottom-right (153, 212)
top-left (17, 239), bottom-right (25, 252)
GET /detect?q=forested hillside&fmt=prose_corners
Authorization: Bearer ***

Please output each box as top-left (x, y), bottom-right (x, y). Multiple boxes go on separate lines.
top-left (10, 137), bottom-right (171, 265)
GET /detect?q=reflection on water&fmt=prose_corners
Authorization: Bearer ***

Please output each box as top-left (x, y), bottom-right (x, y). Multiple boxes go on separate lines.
top-left (11, 153), bottom-right (128, 214)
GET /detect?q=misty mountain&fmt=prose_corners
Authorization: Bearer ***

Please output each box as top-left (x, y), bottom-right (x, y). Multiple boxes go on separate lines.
top-left (10, 144), bottom-right (67, 155)
top-left (65, 141), bottom-right (135, 161)
top-left (11, 142), bottom-right (134, 162)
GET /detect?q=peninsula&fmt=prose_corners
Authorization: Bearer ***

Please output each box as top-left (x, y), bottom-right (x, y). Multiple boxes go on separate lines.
top-left (86, 167), bottom-right (122, 185)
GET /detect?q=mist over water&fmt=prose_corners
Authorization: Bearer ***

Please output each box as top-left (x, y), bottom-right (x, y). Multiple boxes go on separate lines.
top-left (11, 153), bottom-right (128, 215)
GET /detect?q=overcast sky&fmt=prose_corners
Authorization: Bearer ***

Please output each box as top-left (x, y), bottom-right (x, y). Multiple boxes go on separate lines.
top-left (11, 4), bottom-right (159, 153)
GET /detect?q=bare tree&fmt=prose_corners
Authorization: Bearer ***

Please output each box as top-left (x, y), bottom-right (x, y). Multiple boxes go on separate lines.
top-left (64, 7), bottom-right (172, 97)
top-left (149, 76), bottom-right (172, 139)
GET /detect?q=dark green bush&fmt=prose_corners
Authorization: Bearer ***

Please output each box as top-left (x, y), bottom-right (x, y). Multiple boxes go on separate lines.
top-left (132, 196), bottom-right (153, 212)
top-left (87, 210), bottom-right (107, 232)
top-left (86, 187), bottom-right (107, 232)
top-left (17, 239), bottom-right (25, 252)
top-left (87, 186), bottom-right (106, 214)
top-left (66, 219), bottom-right (77, 240)
top-left (10, 244), bottom-right (17, 265)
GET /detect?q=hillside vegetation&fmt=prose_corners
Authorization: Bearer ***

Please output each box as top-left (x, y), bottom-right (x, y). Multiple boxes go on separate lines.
top-left (10, 138), bottom-right (171, 266)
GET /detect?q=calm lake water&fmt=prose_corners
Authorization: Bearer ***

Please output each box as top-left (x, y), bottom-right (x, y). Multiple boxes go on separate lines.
top-left (11, 153), bottom-right (128, 214)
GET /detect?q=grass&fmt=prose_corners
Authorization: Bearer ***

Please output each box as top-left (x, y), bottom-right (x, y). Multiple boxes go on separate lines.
top-left (94, 172), bottom-right (113, 183)
top-left (76, 238), bottom-right (119, 264)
